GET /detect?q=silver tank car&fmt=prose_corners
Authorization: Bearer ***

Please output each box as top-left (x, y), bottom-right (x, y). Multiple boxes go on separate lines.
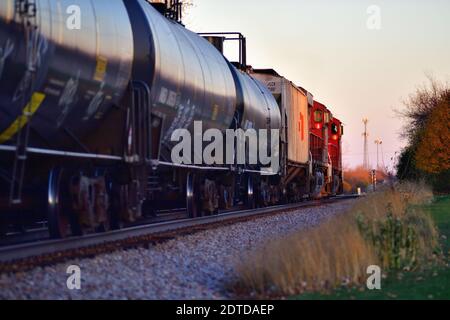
top-left (233, 68), bottom-right (281, 132)
top-left (125, 0), bottom-right (238, 159)
top-left (0, 0), bottom-right (134, 150)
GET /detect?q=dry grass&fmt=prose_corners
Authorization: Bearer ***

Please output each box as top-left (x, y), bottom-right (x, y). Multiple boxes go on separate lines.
top-left (233, 182), bottom-right (439, 297)
top-left (235, 216), bottom-right (376, 295)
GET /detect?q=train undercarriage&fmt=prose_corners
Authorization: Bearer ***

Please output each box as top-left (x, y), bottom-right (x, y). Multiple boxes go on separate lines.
top-left (0, 151), bottom-right (341, 240)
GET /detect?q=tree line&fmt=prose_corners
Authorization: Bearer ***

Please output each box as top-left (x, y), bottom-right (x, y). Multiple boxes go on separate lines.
top-left (396, 77), bottom-right (450, 193)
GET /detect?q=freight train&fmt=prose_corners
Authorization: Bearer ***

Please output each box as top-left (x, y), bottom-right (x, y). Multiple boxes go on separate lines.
top-left (0, 0), bottom-right (343, 239)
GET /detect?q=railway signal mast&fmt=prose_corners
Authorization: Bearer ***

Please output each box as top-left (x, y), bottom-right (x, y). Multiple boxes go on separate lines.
top-left (362, 118), bottom-right (369, 170)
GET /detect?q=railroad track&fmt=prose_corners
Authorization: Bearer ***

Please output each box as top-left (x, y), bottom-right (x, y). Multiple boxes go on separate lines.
top-left (0, 195), bottom-right (360, 271)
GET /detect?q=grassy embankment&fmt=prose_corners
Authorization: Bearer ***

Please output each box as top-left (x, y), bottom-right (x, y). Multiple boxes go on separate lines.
top-left (232, 183), bottom-right (449, 299)
top-left (297, 195), bottom-right (449, 300)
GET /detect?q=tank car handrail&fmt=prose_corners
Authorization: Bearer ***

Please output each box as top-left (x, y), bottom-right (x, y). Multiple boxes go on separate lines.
top-left (154, 160), bottom-right (230, 171)
top-left (0, 145), bottom-right (123, 161)
top-left (152, 160), bottom-right (278, 175)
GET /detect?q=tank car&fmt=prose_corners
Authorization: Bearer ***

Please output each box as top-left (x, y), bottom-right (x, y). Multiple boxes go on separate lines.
top-left (0, 0), bottom-right (281, 238)
top-left (0, 0), bottom-right (135, 237)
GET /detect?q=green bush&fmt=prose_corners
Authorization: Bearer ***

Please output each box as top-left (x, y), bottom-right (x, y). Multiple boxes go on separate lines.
top-left (356, 203), bottom-right (438, 270)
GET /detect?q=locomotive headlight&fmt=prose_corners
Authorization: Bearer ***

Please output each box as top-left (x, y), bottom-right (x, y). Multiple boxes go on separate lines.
top-left (315, 123), bottom-right (322, 130)
top-left (332, 134), bottom-right (338, 141)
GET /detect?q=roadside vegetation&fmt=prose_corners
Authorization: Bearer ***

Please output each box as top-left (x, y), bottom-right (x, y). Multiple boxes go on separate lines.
top-left (396, 77), bottom-right (450, 193)
top-left (296, 195), bottom-right (450, 300)
top-left (232, 182), bottom-right (445, 298)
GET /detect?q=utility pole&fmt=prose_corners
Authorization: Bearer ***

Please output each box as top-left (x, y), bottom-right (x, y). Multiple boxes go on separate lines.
top-left (374, 139), bottom-right (382, 170)
top-left (362, 118), bottom-right (369, 170)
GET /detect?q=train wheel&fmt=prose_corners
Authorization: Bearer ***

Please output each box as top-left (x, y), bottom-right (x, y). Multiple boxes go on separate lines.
top-left (47, 167), bottom-right (81, 238)
top-left (332, 175), bottom-right (340, 195)
top-left (186, 172), bottom-right (200, 218)
top-left (246, 176), bottom-right (256, 209)
top-left (281, 186), bottom-right (288, 204)
top-left (93, 169), bottom-right (108, 232)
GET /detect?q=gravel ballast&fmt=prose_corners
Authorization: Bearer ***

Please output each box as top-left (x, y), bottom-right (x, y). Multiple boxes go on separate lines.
top-left (0, 199), bottom-right (356, 299)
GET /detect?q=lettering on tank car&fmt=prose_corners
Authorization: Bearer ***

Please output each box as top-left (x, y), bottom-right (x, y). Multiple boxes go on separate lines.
top-left (57, 72), bottom-right (81, 127)
top-left (83, 82), bottom-right (105, 121)
top-left (266, 81), bottom-right (276, 92)
top-left (266, 80), bottom-right (281, 94)
top-left (43, 87), bottom-right (61, 97)
top-left (167, 90), bottom-right (178, 108)
top-left (158, 87), bottom-right (169, 104)
top-left (42, 75), bottom-right (77, 101)
top-left (0, 39), bottom-right (14, 80)
top-left (13, 30), bottom-right (48, 102)
top-left (162, 100), bottom-right (197, 143)
top-left (48, 78), bottom-right (66, 87)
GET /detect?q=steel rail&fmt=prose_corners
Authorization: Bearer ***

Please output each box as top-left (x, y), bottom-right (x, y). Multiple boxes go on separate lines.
top-left (0, 195), bottom-right (360, 264)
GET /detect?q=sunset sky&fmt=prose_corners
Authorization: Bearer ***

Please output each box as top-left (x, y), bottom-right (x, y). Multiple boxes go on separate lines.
top-left (184, 0), bottom-right (450, 170)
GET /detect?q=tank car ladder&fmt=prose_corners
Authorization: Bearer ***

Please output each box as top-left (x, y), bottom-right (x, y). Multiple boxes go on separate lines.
top-left (9, 0), bottom-right (38, 205)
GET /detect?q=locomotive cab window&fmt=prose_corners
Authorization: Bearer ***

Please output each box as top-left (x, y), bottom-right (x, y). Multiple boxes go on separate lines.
top-left (314, 110), bottom-right (323, 122)
top-left (331, 123), bottom-right (339, 134)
